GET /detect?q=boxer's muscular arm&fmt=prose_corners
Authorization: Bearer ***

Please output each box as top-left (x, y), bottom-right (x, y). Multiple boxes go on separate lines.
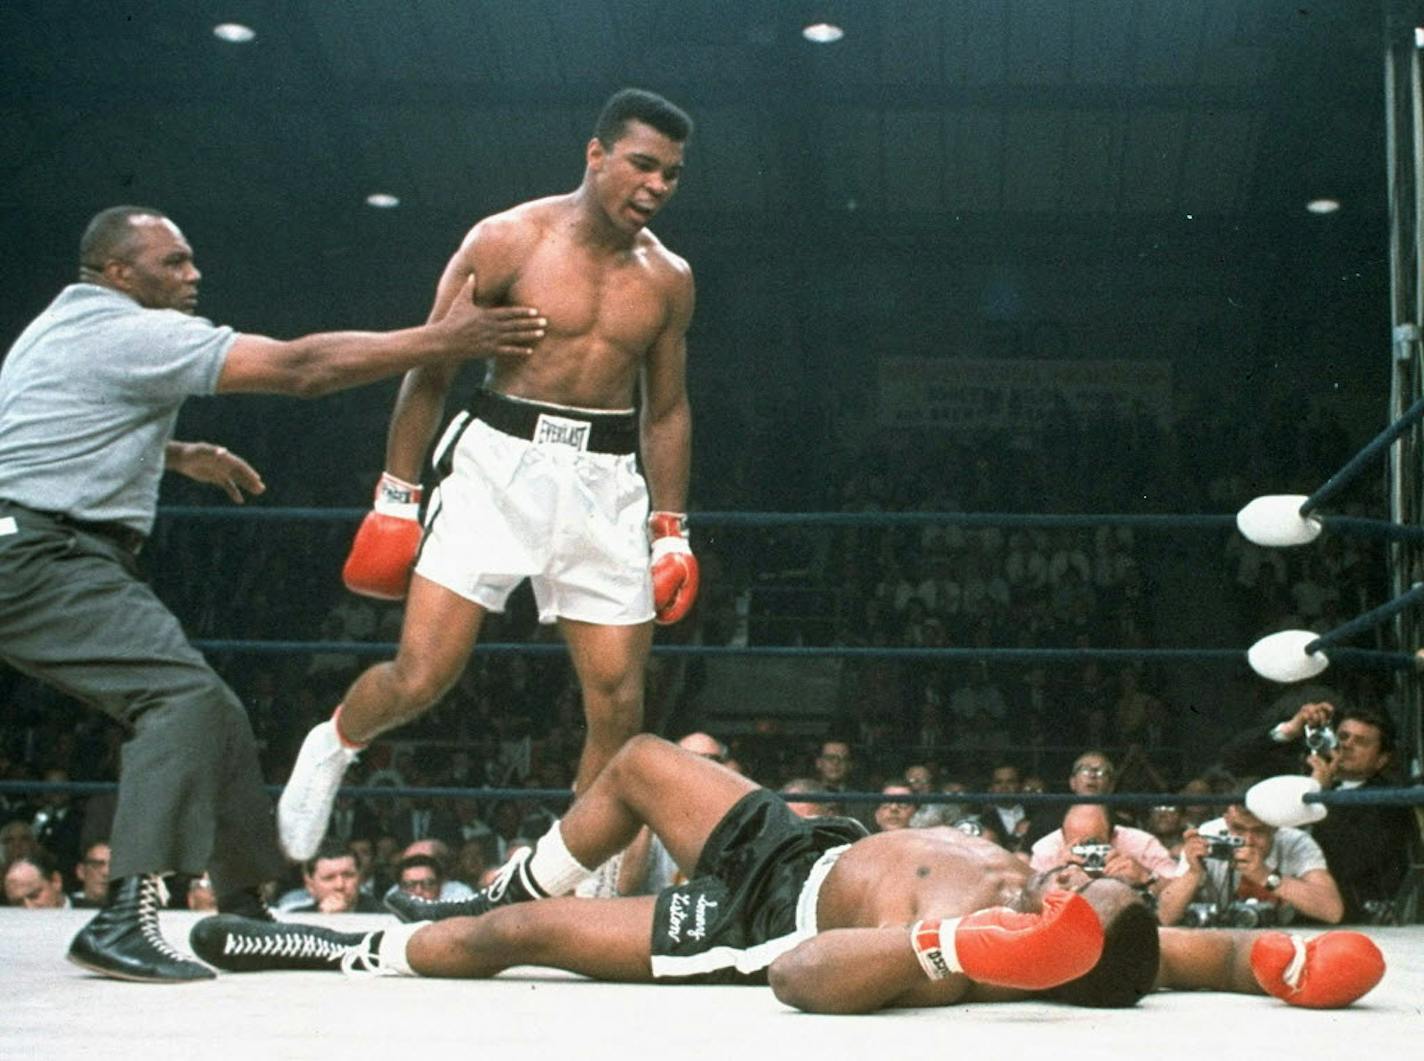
top-left (772, 891), bottom-right (1103, 1013)
top-left (768, 928), bottom-right (970, 1014)
top-left (638, 259), bottom-right (694, 512)
top-left (1154, 927), bottom-right (1259, 993)
top-left (384, 247), bottom-right (478, 481)
top-left (1158, 926), bottom-right (1385, 1007)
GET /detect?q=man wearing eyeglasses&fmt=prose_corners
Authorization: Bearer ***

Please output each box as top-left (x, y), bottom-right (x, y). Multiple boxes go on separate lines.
top-left (394, 855), bottom-right (446, 903)
top-left (71, 840), bottom-right (111, 909)
top-left (1021, 750), bottom-right (1135, 851)
top-left (1067, 752), bottom-right (1119, 800)
top-left (811, 739), bottom-right (856, 820)
top-left (1222, 702), bottom-right (1413, 923)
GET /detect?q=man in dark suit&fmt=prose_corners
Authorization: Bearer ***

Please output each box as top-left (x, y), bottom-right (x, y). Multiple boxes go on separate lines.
top-left (31, 768), bottom-right (86, 879)
top-left (1221, 701), bottom-right (1414, 923)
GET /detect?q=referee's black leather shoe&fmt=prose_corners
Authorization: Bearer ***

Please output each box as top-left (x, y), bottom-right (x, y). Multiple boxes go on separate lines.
top-left (216, 884), bottom-right (278, 923)
top-left (67, 874), bottom-right (215, 983)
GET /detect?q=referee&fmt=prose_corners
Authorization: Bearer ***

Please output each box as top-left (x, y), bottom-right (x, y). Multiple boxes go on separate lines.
top-left (0, 205), bottom-right (542, 981)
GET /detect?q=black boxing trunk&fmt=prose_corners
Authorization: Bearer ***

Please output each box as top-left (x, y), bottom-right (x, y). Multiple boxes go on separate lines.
top-left (649, 789), bottom-right (867, 985)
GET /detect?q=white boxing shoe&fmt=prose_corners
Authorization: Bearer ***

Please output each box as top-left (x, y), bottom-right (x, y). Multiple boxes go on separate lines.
top-left (277, 719), bottom-right (359, 860)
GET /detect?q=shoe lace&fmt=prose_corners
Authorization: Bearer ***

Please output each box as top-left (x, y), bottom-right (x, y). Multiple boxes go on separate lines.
top-left (338, 933), bottom-right (390, 977)
top-left (483, 849), bottom-right (527, 903)
top-left (137, 876), bottom-right (187, 963)
top-left (220, 922), bottom-right (356, 962)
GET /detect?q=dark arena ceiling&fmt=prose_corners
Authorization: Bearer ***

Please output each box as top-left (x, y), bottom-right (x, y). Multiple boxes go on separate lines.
top-left (0, 1), bottom-right (1408, 403)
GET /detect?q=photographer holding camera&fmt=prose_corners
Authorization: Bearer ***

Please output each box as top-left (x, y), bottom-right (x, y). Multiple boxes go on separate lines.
top-left (1221, 701), bottom-right (1413, 923)
top-left (1028, 805), bottom-right (1181, 897)
top-left (1155, 797), bottom-right (1343, 927)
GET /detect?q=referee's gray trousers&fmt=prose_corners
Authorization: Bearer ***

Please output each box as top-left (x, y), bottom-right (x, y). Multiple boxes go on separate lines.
top-left (0, 502), bottom-right (285, 892)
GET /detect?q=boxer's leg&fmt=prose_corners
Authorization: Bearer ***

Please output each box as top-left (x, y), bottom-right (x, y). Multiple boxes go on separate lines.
top-left (337, 573), bottom-right (488, 738)
top-left (191, 895), bottom-right (661, 981)
top-left (504, 734), bottom-right (758, 902)
top-left (560, 733), bottom-right (760, 875)
top-left (408, 896), bottom-right (660, 980)
top-left (383, 735), bottom-right (757, 922)
top-left (278, 573), bottom-right (486, 859)
top-left (559, 617), bottom-right (654, 792)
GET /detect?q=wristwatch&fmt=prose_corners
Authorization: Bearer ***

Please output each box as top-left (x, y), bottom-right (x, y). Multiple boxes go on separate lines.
top-left (1264, 871), bottom-right (1283, 891)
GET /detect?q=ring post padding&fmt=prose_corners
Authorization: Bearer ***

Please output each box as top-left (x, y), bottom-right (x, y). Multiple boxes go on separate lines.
top-left (1248, 629), bottom-right (1330, 683)
top-left (1245, 775), bottom-right (1328, 827)
top-left (1236, 495), bottom-right (1323, 547)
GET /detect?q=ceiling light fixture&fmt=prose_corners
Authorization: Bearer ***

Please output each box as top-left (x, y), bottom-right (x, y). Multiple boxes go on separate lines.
top-left (1306, 198), bottom-right (1340, 215)
top-left (212, 23), bottom-right (256, 44)
top-left (365, 193), bottom-right (401, 209)
top-left (802, 22), bottom-right (845, 44)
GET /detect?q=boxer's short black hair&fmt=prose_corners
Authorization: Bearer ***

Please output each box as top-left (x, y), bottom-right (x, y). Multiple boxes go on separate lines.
top-left (1045, 899), bottom-right (1160, 1008)
top-left (594, 88), bottom-right (693, 145)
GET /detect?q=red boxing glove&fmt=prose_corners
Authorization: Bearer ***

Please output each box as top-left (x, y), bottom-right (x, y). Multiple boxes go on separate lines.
top-left (910, 890), bottom-right (1103, 990)
top-left (341, 473), bottom-right (423, 601)
top-left (649, 511), bottom-right (699, 625)
top-left (1250, 930), bottom-right (1385, 1009)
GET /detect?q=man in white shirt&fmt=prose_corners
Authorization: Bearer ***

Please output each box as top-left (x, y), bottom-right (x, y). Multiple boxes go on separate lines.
top-left (1156, 800), bottom-right (1343, 927)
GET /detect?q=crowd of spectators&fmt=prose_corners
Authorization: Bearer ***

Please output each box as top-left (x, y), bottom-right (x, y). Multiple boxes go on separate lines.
top-left (1, 385), bottom-right (1416, 923)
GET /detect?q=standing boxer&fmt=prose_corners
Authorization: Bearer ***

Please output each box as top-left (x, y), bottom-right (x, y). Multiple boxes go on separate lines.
top-left (278, 88), bottom-right (699, 861)
top-left (196, 735), bottom-right (1387, 1013)
top-left (0, 205), bottom-right (543, 981)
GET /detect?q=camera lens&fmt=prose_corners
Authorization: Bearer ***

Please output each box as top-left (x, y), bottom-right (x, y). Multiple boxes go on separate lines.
top-left (1230, 904), bottom-right (1260, 928)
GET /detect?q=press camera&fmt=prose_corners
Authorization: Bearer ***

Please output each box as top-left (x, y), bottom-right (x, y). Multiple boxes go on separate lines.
top-left (1070, 841), bottom-right (1113, 875)
top-left (1305, 723), bottom-right (1338, 757)
top-left (1203, 833), bottom-right (1244, 861)
top-left (1182, 898), bottom-right (1281, 929)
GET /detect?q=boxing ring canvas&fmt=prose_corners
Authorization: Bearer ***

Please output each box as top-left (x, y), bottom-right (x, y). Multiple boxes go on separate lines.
top-left (4, 910), bottom-right (1419, 1060)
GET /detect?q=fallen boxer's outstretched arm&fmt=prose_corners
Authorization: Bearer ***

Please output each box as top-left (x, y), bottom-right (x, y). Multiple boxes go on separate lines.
top-left (1156, 927), bottom-right (1385, 1008)
top-left (769, 926), bottom-right (970, 1014)
top-left (770, 892), bottom-right (1103, 1014)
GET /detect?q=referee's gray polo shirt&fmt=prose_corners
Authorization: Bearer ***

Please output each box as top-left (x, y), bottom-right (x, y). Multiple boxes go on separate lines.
top-left (0, 284), bottom-right (235, 534)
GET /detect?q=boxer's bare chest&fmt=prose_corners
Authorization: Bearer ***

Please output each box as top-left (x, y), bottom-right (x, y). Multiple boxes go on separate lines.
top-left (818, 832), bottom-right (1030, 929)
top-left (486, 232), bottom-right (670, 408)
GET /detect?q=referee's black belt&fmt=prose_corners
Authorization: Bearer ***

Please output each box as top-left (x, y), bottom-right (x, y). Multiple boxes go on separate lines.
top-left (469, 390), bottom-right (637, 455)
top-left (2, 501), bottom-right (146, 556)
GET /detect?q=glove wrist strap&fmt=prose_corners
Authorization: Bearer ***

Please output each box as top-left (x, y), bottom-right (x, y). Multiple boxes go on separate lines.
top-left (910, 919), bottom-right (952, 980)
top-left (378, 471), bottom-right (422, 502)
top-left (648, 511), bottom-right (688, 539)
top-left (376, 472), bottom-right (423, 518)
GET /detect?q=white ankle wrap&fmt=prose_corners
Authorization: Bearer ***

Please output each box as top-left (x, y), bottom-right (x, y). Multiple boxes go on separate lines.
top-left (526, 821), bottom-right (594, 897)
top-left (377, 922), bottom-right (423, 977)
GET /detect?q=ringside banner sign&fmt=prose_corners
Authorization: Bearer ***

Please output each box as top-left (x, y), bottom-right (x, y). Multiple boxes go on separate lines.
top-left (878, 357), bottom-right (1173, 431)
